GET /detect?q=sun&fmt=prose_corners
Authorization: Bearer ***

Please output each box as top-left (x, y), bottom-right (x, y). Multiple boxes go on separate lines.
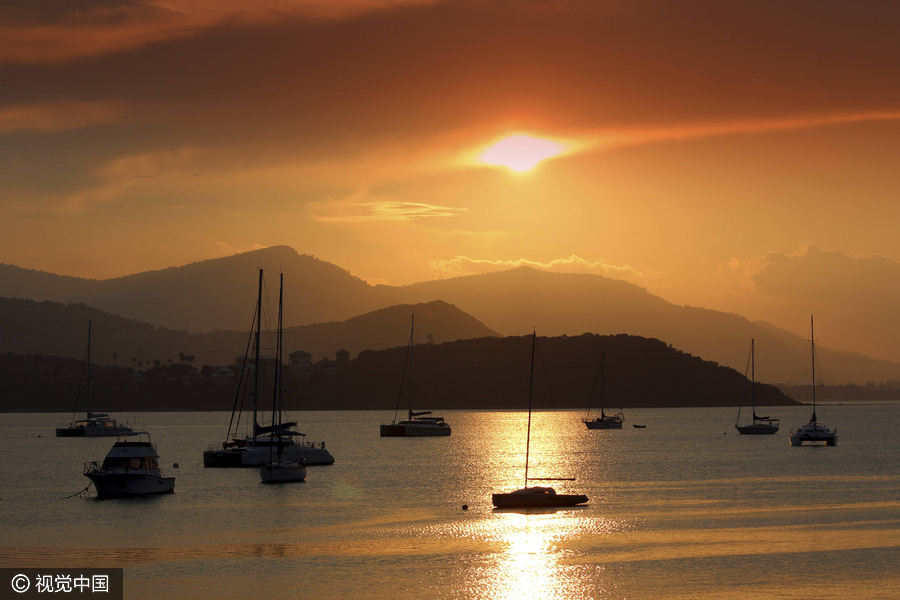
top-left (481, 135), bottom-right (564, 172)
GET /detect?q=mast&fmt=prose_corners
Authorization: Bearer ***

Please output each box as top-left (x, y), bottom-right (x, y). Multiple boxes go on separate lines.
top-left (274, 273), bottom-right (284, 460)
top-left (810, 315), bottom-right (817, 424)
top-left (524, 331), bottom-right (536, 488)
top-left (86, 320), bottom-right (91, 417)
top-left (407, 314), bottom-right (415, 419)
top-left (750, 338), bottom-right (755, 420)
top-left (252, 268), bottom-right (263, 444)
top-left (599, 351), bottom-right (606, 419)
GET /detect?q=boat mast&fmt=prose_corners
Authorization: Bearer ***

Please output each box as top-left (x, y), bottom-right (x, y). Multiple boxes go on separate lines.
top-left (750, 338), bottom-right (755, 420)
top-left (273, 273), bottom-right (284, 460)
top-left (86, 320), bottom-right (91, 417)
top-left (599, 351), bottom-right (606, 419)
top-left (252, 268), bottom-right (263, 445)
top-left (524, 331), bottom-right (536, 488)
top-left (408, 314), bottom-right (414, 418)
top-left (810, 315), bottom-right (817, 424)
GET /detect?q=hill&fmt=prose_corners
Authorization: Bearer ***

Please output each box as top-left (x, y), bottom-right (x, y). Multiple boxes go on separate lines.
top-left (0, 333), bottom-right (797, 412)
top-left (0, 297), bottom-right (496, 368)
top-left (4, 247), bottom-right (900, 383)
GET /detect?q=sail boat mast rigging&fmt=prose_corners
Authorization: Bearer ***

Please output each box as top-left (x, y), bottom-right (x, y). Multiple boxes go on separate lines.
top-left (492, 332), bottom-right (588, 508)
top-left (735, 339), bottom-right (779, 435)
top-left (789, 316), bottom-right (837, 446)
top-left (582, 350), bottom-right (624, 429)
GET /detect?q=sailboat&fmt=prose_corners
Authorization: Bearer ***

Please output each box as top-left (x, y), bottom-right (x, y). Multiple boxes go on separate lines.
top-left (380, 314), bottom-right (451, 437)
top-left (492, 332), bottom-right (588, 508)
top-left (260, 274), bottom-right (308, 483)
top-left (582, 351), bottom-right (624, 429)
top-left (790, 316), bottom-right (837, 446)
top-left (56, 320), bottom-right (134, 437)
top-left (204, 269), bottom-right (334, 467)
top-left (735, 339), bottom-right (779, 435)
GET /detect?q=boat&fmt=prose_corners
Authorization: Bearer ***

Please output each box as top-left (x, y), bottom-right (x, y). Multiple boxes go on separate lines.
top-left (632, 424), bottom-right (646, 429)
top-left (790, 316), bottom-right (837, 447)
top-left (492, 332), bottom-right (588, 509)
top-left (582, 350), bottom-right (624, 429)
top-left (204, 269), bottom-right (334, 467)
top-left (56, 320), bottom-right (134, 437)
top-left (735, 339), bottom-right (779, 435)
top-left (83, 431), bottom-right (175, 497)
top-left (260, 274), bottom-right (308, 483)
top-left (380, 314), bottom-right (451, 437)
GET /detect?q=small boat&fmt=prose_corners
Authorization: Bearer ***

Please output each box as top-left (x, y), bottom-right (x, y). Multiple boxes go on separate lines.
top-left (582, 350), bottom-right (624, 429)
top-left (790, 316), bottom-right (837, 447)
top-left (56, 320), bottom-right (134, 438)
top-left (632, 424), bottom-right (646, 429)
top-left (380, 315), bottom-right (451, 437)
top-left (492, 332), bottom-right (588, 509)
top-left (260, 274), bottom-right (308, 483)
top-left (204, 269), bottom-right (334, 467)
top-left (735, 339), bottom-right (779, 435)
top-left (84, 431), bottom-right (175, 497)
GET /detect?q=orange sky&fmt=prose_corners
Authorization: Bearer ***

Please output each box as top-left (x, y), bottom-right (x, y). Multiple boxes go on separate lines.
top-left (2, 0), bottom-right (900, 362)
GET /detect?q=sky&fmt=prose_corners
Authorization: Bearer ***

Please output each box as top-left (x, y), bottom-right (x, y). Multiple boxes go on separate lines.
top-left (3, 0), bottom-right (900, 362)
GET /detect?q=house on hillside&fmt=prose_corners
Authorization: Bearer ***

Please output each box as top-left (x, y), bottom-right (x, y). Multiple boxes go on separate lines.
top-left (181, 368), bottom-right (205, 385)
top-left (289, 350), bottom-right (314, 380)
top-left (154, 371), bottom-right (176, 384)
top-left (210, 366), bottom-right (235, 385)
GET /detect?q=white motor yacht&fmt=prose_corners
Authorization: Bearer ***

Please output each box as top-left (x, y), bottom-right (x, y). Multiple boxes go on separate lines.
top-left (84, 432), bottom-right (175, 497)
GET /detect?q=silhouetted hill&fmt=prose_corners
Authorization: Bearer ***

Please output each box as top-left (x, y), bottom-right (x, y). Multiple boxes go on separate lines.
top-left (5, 247), bottom-right (900, 384)
top-left (0, 247), bottom-right (384, 333)
top-left (0, 297), bottom-right (496, 368)
top-left (0, 334), bottom-right (798, 412)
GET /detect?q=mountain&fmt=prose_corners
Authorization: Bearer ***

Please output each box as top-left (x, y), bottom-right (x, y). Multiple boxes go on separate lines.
top-left (0, 333), bottom-right (797, 412)
top-left (0, 246), bottom-right (384, 333)
top-left (4, 247), bottom-right (900, 384)
top-left (0, 297), bottom-right (496, 368)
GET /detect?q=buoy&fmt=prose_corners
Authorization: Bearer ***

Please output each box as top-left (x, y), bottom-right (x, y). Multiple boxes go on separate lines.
top-left (462, 504), bottom-right (468, 510)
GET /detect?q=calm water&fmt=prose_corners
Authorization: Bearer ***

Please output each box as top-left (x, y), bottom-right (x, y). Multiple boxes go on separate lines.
top-left (1, 406), bottom-right (899, 599)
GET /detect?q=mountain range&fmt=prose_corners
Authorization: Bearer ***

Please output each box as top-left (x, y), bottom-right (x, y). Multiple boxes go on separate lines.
top-left (3, 245), bottom-right (900, 384)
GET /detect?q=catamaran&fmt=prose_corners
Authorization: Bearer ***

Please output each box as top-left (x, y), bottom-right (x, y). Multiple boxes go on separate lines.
top-left (789, 316), bottom-right (837, 446)
top-left (56, 320), bottom-right (134, 437)
top-left (204, 269), bottom-right (334, 467)
top-left (380, 314), bottom-right (451, 437)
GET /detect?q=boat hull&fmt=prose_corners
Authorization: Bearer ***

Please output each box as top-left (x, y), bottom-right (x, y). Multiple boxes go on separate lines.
top-left (583, 419), bottom-right (622, 430)
top-left (204, 445), bottom-right (334, 467)
top-left (790, 426), bottom-right (837, 446)
top-left (736, 423), bottom-right (779, 435)
top-left (260, 463), bottom-right (308, 482)
top-left (85, 473), bottom-right (175, 498)
top-left (56, 425), bottom-right (134, 437)
top-left (492, 492), bottom-right (589, 508)
top-left (380, 423), bottom-right (452, 437)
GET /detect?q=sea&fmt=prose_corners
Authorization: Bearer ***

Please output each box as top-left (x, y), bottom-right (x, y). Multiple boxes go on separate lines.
top-left (1, 405), bottom-right (899, 599)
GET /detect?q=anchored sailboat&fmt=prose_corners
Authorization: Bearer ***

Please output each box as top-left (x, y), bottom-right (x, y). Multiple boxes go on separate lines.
top-left (582, 351), bottom-right (624, 429)
top-left (735, 339), bottom-right (779, 435)
top-left (492, 332), bottom-right (588, 508)
top-left (789, 316), bottom-right (837, 446)
top-left (204, 269), bottom-right (334, 467)
top-left (260, 273), bottom-right (308, 483)
top-left (56, 320), bottom-right (134, 437)
top-left (380, 315), bottom-right (451, 437)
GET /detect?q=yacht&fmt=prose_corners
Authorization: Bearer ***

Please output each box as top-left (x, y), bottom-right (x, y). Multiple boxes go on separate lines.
top-left (84, 432), bottom-right (175, 497)
top-left (259, 273), bottom-right (308, 483)
top-left (735, 339), bottom-right (779, 435)
top-left (56, 321), bottom-right (134, 437)
top-left (492, 332), bottom-right (588, 509)
top-left (380, 315), bottom-right (451, 437)
top-left (582, 351), bottom-right (624, 429)
top-left (204, 269), bottom-right (334, 468)
top-left (789, 316), bottom-right (837, 446)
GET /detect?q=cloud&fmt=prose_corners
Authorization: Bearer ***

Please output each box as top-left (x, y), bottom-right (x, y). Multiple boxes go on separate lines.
top-left (429, 254), bottom-right (649, 281)
top-left (0, 0), bottom-right (442, 64)
top-left (310, 196), bottom-right (467, 222)
top-left (0, 101), bottom-right (123, 133)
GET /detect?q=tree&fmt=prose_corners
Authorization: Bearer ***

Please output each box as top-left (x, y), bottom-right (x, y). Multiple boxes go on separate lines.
top-left (426, 334), bottom-right (435, 345)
